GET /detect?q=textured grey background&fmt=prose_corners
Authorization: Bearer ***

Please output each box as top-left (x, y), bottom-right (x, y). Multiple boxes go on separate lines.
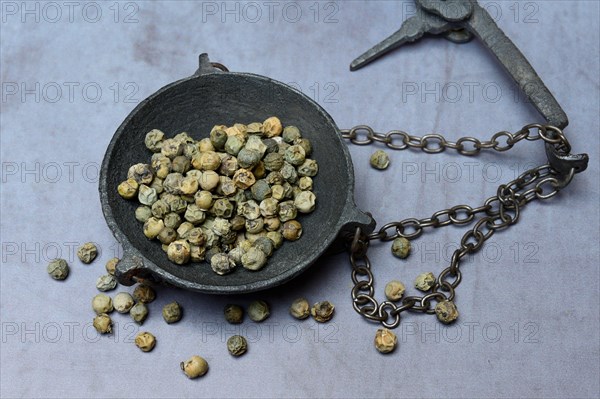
top-left (1, 1), bottom-right (599, 398)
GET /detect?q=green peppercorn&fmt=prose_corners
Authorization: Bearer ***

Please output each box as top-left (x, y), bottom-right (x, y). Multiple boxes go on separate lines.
top-left (167, 240), bottom-right (191, 264)
top-left (262, 138), bottom-right (279, 154)
top-left (151, 155), bottom-right (171, 179)
top-left (163, 172), bottom-right (184, 194)
top-left (77, 242), bottom-right (98, 264)
top-left (248, 180), bottom-right (270, 202)
top-left (290, 298), bottom-right (310, 319)
top-left (280, 162), bottom-right (298, 184)
top-left (210, 128), bottom-right (228, 150)
top-left (151, 200), bottom-right (169, 219)
top-left (219, 155), bottom-right (238, 176)
top-left (227, 335), bottom-right (248, 356)
top-left (190, 245), bottom-right (206, 262)
top-left (247, 300), bottom-right (270, 321)
top-left (92, 294), bottom-right (113, 314)
top-left (384, 280), bottom-right (406, 301)
top-left (162, 301), bottom-right (182, 324)
top-left (294, 138), bottom-right (313, 157)
top-left (96, 274), bottom-right (118, 292)
top-left (391, 237), bottom-right (411, 259)
top-left (245, 218), bottom-right (264, 234)
top-left (237, 148), bottom-right (261, 169)
top-left (135, 205), bottom-right (153, 223)
top-left (217, 176), bottom-right (237, 196)
top-left (173, 132), bottom-right (194, 144)
top-left (180, 176), bottom-right (199, 195)
top-left (263, 152), bottom-right (284, 171)
top-left (245, 135), bottom-right (267, 157)
top-left (171, 155), bottom-right (191, 174)
top-left (297, 159), bottom-right (319, 177)
top-left (161, 138), bottom-right (184, 159)
top-left (266, 231), bottom-right (283, 248)
top-left (311, 301), bottom-right (335, 322)
top-left (105, 257), bottom-right (119, 275)
top-left (128, 163), bottom-right (154, 185)
top-left (144, 217), bottom-right (165, 239)
top-left (158, 227), bottom-right (177, 245)
top-left (212, 217), bottom-right (232, 237)
top-left (259, 198), bottom-right (279, 217)
top-left (145, 129), bottom-right (165, 152)
top-left (200, 151), bottom-right (222, 171)
top-left (176, 222), bottom-right (194, 237)
top-left (135, 332), bottom-right (156, 352)
top-left (184, 204), bottom-right (206, 225)
top-left (211, 253), bottom-right (236, 275)
top-left (262, 116), bottom-right (283, 137)
top-left (93, 313), bottom-right (112, 334)
top-left (130, 302), bottom-right (149, 324)
top-left (138, 184), bottom-right (158, 205)
top-left (230, 215), bottom-right (246, 231)
top-left (232, 168), bottom-right (256, 189)
top-left (278, 201), bottom-right (297, 222)
top-left (238, 200), bottom-right (261, 220)
top-left (284, 145), bottom-right (306, 166)
top-left (224, 135), bottom-right (245, 156)
top-left (133, 285), bottom-right (156, 304)
top-left (435, 300), bottom-right (459, 324)
top-left (241, 247), bottom-right (267, 271)
top-left (294, 191), bottom-right (316, 213)
top-left (266, 171), bottom-right (285, 186)
top-left (415, 272), bottom-right (436, 291)
top-left (253, 237), bottom-right (274, 257)
top-left (247, 122), bottom-right (263, 135)
top-left (194, 190), bottom-right (214, 210)
top-left (264, 217), bottom-right (281, 231)
top-left (184, 142), bottom-right (200, 158)
top-left (163, 212), bottom-right (182, 229)
top-left (47, 258), bottom-right (69, 280)
top-left (282, 125), bottom-right (301, 143)
top-left (370, 150), bottom-right (390, 170)
top-left (182, 227), bottom-right (206, 246)
top-left (181, 355), bottom-right (208, 379)
top-left (200, 170), bottom-right (220, 191)
top-left (374, 328), bottom-right (397, 354)
top-left (150, 177), bottom-right (164, 194)
top-left (114, 292), bottom-right (135, 313)
top-left (224, 304), bottom-right (244, 324)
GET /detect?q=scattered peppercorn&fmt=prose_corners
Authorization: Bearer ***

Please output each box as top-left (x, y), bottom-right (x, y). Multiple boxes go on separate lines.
top-left (162, 301), bottom-right (182, 324)
top-left (77, 242), bottom-right (98, 264)
top-left (374, 328), bottom-right (397, 353)
top-left (248, 300), bottom-right (270, 322)
top-left (311, 301), bottom-right (335, 322)
top-left (227, 335), bottom-right (248, 357)
top-left (135, 331), bottom-right (156, 352)
top-left (290, 298), bottom-right (310, 320)
top-left (181, 356), bottom-right (209, 379)
top-left (415, 272), bottom-right (436, 292)
top-left (47, 259), bottom-right (69, 280)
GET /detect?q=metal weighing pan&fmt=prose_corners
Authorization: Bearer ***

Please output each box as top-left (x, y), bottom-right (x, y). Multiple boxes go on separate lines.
top-left (99, 54), bottom-right (374, 294)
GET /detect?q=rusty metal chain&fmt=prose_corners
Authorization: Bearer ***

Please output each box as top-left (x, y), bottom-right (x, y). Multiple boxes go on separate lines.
top-left (342, 124), bottom-right (575, 329)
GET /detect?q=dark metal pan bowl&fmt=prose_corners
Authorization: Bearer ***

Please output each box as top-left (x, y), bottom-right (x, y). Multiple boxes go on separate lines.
top-left (99, 54), bottom-right (374, 294)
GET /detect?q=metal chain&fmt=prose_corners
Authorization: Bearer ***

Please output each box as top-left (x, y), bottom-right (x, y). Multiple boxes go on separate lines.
top-left (342, 123), bottom-right (575, 329)
top-left (341, 123), bottom-right (572, 155)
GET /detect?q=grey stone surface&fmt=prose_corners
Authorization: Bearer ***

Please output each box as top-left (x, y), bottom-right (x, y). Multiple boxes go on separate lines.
top-left (1, 1), bottom-right (598, 398)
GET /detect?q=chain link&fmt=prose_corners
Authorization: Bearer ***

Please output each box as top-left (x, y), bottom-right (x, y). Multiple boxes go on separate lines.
top-left (341, 123), bottom-right (572, 156)
top-left (343, 124), bottom-right (576, 329)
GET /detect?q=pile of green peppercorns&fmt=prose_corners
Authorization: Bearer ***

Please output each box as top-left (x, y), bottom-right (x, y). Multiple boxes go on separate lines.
top-left (117, 116), bottom-right (318, 275)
